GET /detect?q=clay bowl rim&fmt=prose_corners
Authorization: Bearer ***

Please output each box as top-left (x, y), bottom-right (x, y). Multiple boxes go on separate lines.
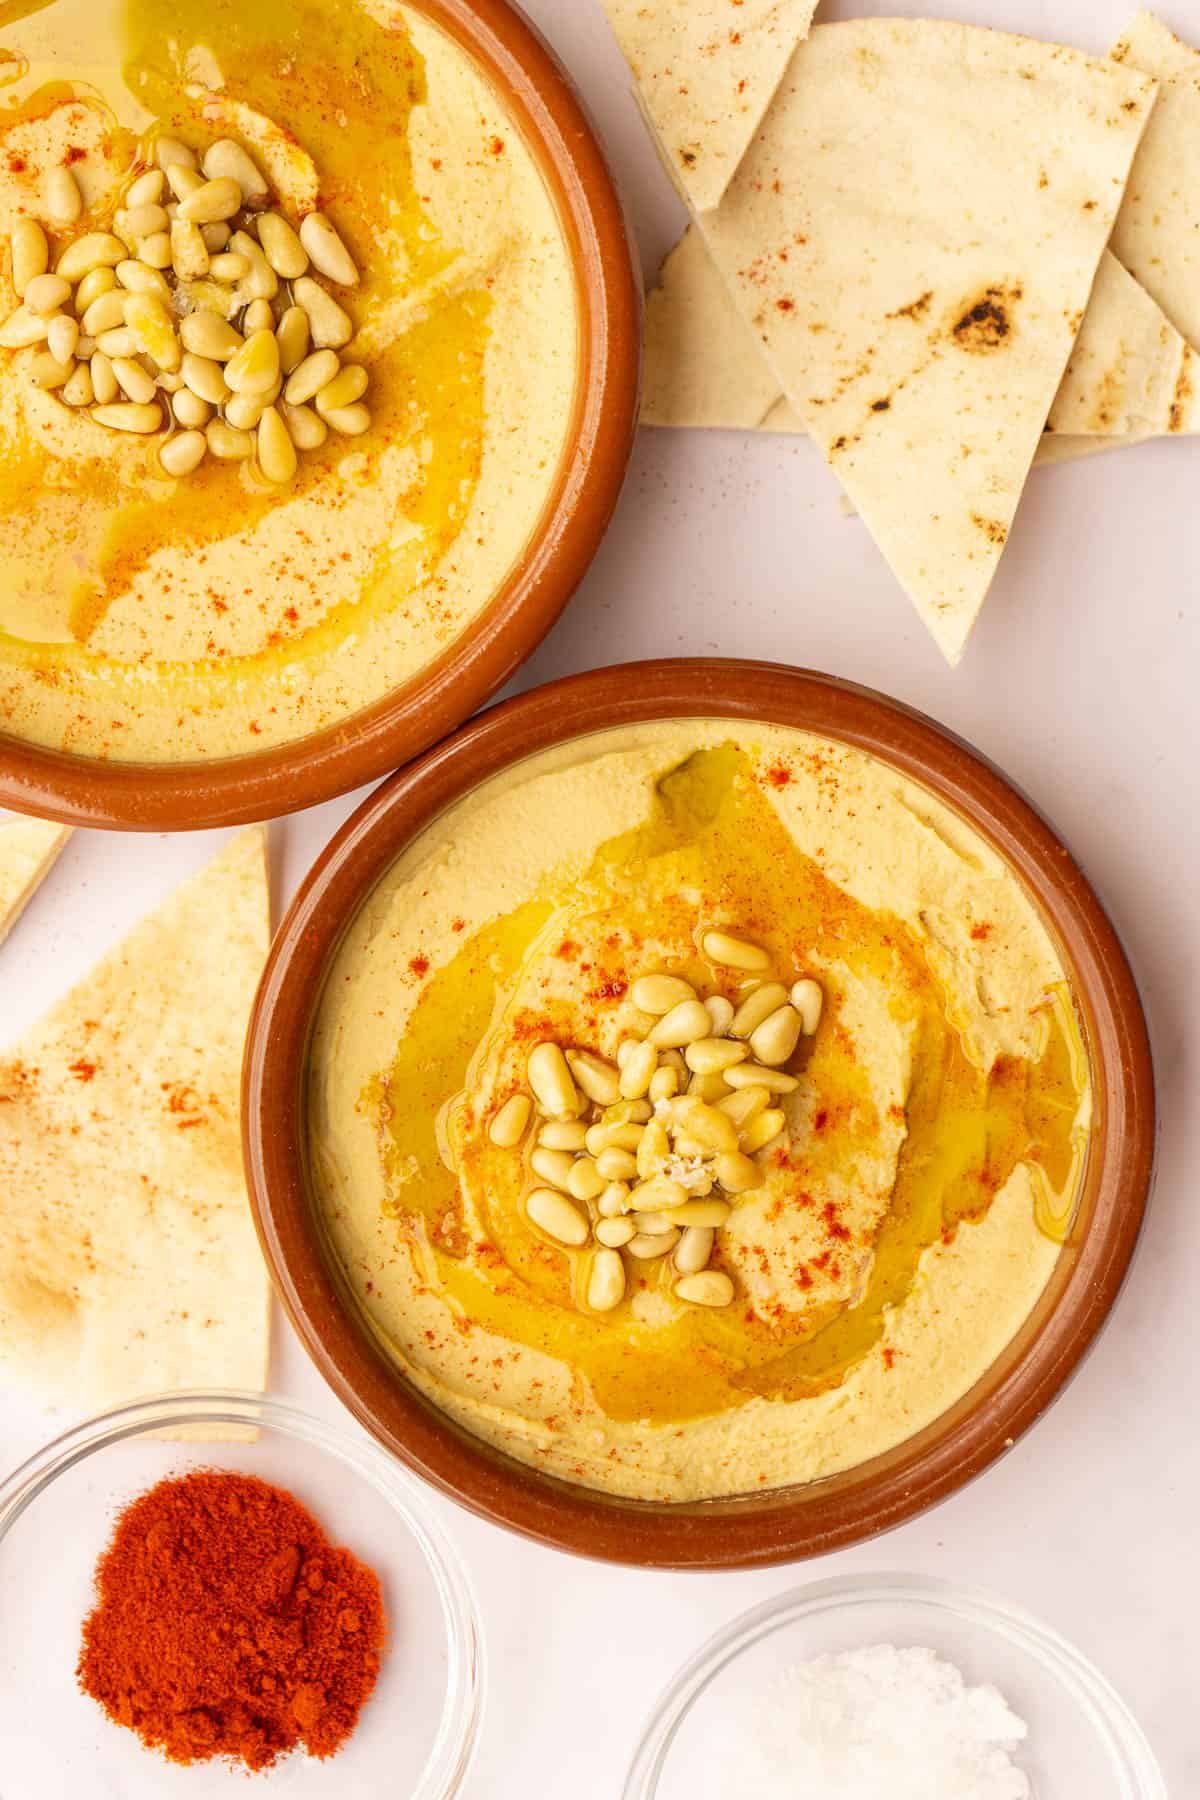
top-left (243, 658), bottom-right (1156, 1570)
top-left (0, 0), bottom-right (641, 832)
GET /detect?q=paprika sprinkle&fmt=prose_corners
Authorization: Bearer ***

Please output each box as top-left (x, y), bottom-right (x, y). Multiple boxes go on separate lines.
top-left (77, 1469), bottom-right (387, 1771)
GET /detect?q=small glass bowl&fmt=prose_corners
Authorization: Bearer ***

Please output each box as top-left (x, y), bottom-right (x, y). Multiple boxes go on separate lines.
top-left (0, 1391), bottom-right (484, 1798)
top-left (624, 1572), bottom-right (1166, 1800)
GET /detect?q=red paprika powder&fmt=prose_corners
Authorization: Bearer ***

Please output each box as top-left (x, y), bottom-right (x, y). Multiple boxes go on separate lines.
top-left (77, 1469), bottom-right (387, 1771)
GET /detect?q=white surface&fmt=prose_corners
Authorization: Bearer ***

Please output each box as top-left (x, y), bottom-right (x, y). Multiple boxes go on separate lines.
top-left (1, 1), bottom-right (1197, 1794)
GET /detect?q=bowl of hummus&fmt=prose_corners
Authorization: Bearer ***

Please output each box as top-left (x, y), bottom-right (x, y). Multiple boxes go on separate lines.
top-left (0, 0), bottom-right (638, 827)
top-left (245, 660), bottom-right (1155, 1566)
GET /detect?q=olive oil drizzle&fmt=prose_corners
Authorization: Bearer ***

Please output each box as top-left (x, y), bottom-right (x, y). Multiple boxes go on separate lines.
top-left (352, 746), bottom-right (1090, 1426)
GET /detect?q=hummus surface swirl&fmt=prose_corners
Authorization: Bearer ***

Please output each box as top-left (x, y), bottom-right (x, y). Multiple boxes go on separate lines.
top-left (0, 0), bottom-right (577, 760)
top-left (310, 721), bottom-right (1091, 1501)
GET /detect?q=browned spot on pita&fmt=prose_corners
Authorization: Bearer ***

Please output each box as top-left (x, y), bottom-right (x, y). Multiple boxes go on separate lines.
top-left (971, 514), bottom-right (1008, 546)
top-left (1111, 37), bottom-right (1130, 62)
top-left (952, 285), bottom-right (1021, 353)
top-left (1121, 97), bottom-right (1140, 112)
top-left (1082, 198), bottom-right (1098, 211)
top-left (887, 290), bottom-right (932, 321)
top-left (1038, 170), bottom-right (1049, 189)
top-left (870, 398), bottom-right (890, 412)
top-left (1169, 355), bottom-right (1194, 433)
top-left (680, 147), bottom-right (698, 167)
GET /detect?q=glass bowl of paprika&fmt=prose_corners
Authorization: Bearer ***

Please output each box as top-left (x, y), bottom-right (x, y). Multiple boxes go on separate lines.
top-left (0, 1390), bottom-right (484, 1797)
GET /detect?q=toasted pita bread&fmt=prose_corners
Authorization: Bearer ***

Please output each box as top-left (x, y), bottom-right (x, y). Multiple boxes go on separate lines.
top-left (0, 812), bottom-right (70, 946)
top-left (598, 0), bottom-right (818, 212)
top-left (0, 829), bottom-right (271, 1418)
top-left (695, 20), bottom-right (1155, 663)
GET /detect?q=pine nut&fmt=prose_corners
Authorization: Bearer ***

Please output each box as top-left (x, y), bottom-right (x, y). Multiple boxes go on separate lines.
top-left (46, 314), bottom-right (78, 363)
top-left (124, 293), bottom-right (180, 369)
top-left (228, 230), bottom-right (279, 301)
top-left (526, 1187), bottom-right (588, 1248)
top-left (202, 138), bottom-right (268, 200)
top-left (182, 352), bottom-right (230, 404)
top-left (90, 352), bottom-right (117, 403)
top-left (155, 135), bottom-right (197, 172)
top-left (75, 267), bottom-right (116, 314)
top-left (61, 361), bottom-right (93, 406)
top-left (530, 1146), bottom-right (576, 1191)
top-left (138, 231), bottom-right (173, 269)
top-left (675, 1270), bottom-right (734, 1307)
top-left (631, 1209), bottom-right (676, 1235)
top-left (538, 1119), bottom-right (588, 1152)
top-left (299, 211), bottom-right (358, 285)
top-left (323, 401), bottom-right (369, 435)
top-left (200, 221), bottom-right (231, 252)
top-left (224, 327), bottom-right (280, 396)
top-left (730, 983), bottom-right (789, 1038)
top-left (595, 1218), bottom-right (636, 1249)
top-left (636, 1116), bottom-right (670, 1180)
top-left (80, 289), bottom-right (128, 338)
top-left (723, 1063), bottom-right (799, 1094)
top-left (155, 368), bottom-right (183, 392)
top-left (206, 251), bottom-right (249, 285)
top-left (740, 1109), bottom-right (786, 1154)
top-left (567, 1157), bottom-right (605, 1203)
top-left (586, 1121), bottom-right (644, 1156)
top-left (177, 177), bottom-right (242, 223)
top-left (205, 418), bottom-right (253, 459)
top-left (716, 1085), bottom-right (771, 1125)
top-left (604, 1099), bottom-right (653, 1124)
top-left (487, 1094), bottom-right (532, 1147)
top-left (618, 1039), bottom-right (658, 1100)
top-left (258, 212), bottom-right (308, 279)
top-left (687, 1070), bottom-right (732, 1103)
top-left (564, 1050), bottom-right (620, 1107)
top-left (648, 999), bottom-right (711, 1048)
top-left (283, 347), bottom-right (339, 406)
top-left (675, 1226), bottom-right (715, 1274)
top-left (670, 1097), bottom-right (739, 1154)
top-left (118, 203), bottom-right (168, 241)
top-left (648, 1065), bottom-right (679, 1102)
top-left (314, 362), bottom-right (367, 415)
top-left (749, 1004), bottom-right (802, 1067)
top-left (241, 293), bottom-right (274, 331)
top-left (667, 1199), bottom-right (732, 1230)
top-left (24, 273), bottom-right (71, 316)
top-left (631, 1174), bottom-right (688, 1212)
top-left (275, 305), bottom-right (310, 373)
top-left (171, 219), bottom-right (210, 279)
top-left (180, 312), bottom-right (242, 360)
top-left (91, 400), bottom-right (162, 432)
top-left (684, 1036), bottom-right (750, 1075)
top-left (158, 428), bottom-right (207, 475)
top-left (0, 305), bottom-right (48, 348)
top-left (714, 1150), bottom-right (764, 1194)
top-left (28, 350), bottom-right (73, 389)
top-left (632, 973), bottom-right (696, 1015)
top-left (45, 165), bottom-right (82, 224)
top-left (111, 355), bottom-right (155, 403)
top-left (56, 234), bottom-right (127, 281)
top-left (172, 387), bottom-right (211, 427)
top-left (11, 219), bottom-right (48, 296)
top-left (95, 325), bottom-right (137, 357)
top-left (256, 404), bottom-right (296, 483)
top-left (116, 259), bottom-right (171, 301)
top-left (527, 1042), bottom-right (580, 1119)
top-left (294, 275), bottom-right (352, 347)
top-left (279, 399), bottom-right (326, 449)
top-left (790, 978), bottom-right (824, 1036)
top-left (587, 1247), bottom-right (626, 1310)
top-left (702, 931), bottom-right (770, 971)
top-left (595, 1146), bottom-right (637, 1181)
top-left (704, 995), bottom-right (734, 1035)
top-left (628, 1230), bottom-right (680, 1260)
top-left (126, 169), bottom-right (165, 207)
top-left (597, 1182), bottom-right (631, 1218)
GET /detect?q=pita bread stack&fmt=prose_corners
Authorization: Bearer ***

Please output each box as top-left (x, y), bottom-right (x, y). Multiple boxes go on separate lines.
top-left (0, 811), bottom-right (70, 946)
top-left (612, 6), bottom-right (1200, 663)
top-left (0, 829), bottom-right (272, 1417)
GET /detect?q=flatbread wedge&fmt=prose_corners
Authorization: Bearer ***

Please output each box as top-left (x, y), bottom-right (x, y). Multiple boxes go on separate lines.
top-left (0, 829), bottom-right (271, 1417)
top-left (697, 20), bottom-right (1156, 663)
top-left (0, 811), bottom-right (70, 946)
top-left (598, 0), bottom-right (818, 213)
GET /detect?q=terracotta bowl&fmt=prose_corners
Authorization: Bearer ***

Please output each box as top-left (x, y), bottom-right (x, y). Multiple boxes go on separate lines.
top-left (0, 0), bottom-right (640, 832)
top-left (244, 659), bottom-right (1155, 1569)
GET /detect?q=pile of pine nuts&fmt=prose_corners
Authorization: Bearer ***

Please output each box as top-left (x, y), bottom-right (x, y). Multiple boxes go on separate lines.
top-left (1, 130), bottom-right (370, 482)
top-left (488, 930), bottom-right (824, 1314)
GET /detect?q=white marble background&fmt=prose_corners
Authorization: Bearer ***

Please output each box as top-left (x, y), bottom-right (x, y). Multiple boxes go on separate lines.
top-left (3, 0), bottom-right (1197, 1793)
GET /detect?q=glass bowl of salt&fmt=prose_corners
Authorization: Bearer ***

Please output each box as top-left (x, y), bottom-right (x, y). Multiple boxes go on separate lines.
top-left (624, 1572), bottom-right (1165, 1800)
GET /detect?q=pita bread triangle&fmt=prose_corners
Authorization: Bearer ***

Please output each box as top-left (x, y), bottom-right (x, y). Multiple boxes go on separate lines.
top-left (598, 0), bottom-right (818, 213)
top-left (0, 828), bottom-right (271, 1415)
top-left (696, 19), bottom-right (1156, 663)
top-left (0, 811), bottom-right (70, 946)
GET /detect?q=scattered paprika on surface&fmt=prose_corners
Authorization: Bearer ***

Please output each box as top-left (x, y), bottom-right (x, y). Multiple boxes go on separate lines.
top-left (77, 1469), bottom-right (387, 1771)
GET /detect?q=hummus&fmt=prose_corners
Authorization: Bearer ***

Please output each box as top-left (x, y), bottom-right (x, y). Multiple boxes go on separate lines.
top-left (309, 721), bottom-right (1092, 1502)
top-left (0, 0), bottom-right (578, 761)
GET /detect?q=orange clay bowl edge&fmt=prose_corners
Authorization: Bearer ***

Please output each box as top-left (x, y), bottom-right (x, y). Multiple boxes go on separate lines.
top-left (243, 659), bottom-right (1157, 1569)
top-left (0, 0), bottom-right (641, 831)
